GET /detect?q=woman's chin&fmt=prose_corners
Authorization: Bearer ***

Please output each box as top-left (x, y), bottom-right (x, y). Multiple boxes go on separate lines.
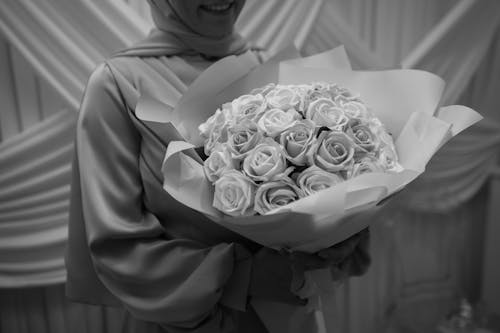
top-left (194, 20), bottom-right (236, 38)
top-left (196, 6), bottom-right (238, 36)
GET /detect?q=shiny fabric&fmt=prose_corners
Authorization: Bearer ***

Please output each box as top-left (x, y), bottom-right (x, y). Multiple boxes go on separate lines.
top-left (118, 0), bottom-right (248, 58)
top-left (65, 52), bottom-right (274, 332)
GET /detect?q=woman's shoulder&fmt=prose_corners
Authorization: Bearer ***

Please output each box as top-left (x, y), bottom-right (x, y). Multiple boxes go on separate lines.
top-left (87, 55), bottom-right (184, 109)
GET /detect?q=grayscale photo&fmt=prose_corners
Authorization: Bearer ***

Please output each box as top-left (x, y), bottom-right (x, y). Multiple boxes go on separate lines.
top-left (0, 0), bottom-right (499, 332)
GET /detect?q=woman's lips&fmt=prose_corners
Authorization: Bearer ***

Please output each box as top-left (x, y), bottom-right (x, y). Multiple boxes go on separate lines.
top-left (200, 2), bottom-right (234, 14)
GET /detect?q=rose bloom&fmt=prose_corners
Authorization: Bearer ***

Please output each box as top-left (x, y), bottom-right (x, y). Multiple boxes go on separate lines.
top-left (230, 94), bottom-right (267, 123)
top-left (279, 120), bottom-right (317, 166)
top-left (308, 82), bottom-right (333, 101)
top-left (242, 138), bottom-right (293, 182)
top-left (254, 177), bottom-right (303, 215)
top-left (340, 100), bottom-right (369, 119)
top-left (330, 85), bottom-right (357, 100)
top-left (306, 98), bottom-right (349, 130)
top-left (199, 108), bottom-right (229, 155)
top-left (227, 120), bottom-right (263, 160)
top-left (378, 144), bottom-right (400, 171)
top-left (290, 85), bottom-right (311, 114)
top-left (347, 120), bottom-right (379, 153)
top-left (250, 83), bottom-right (276, 97)
top-left (309, 130), bottom-right (355, 172)
top-left (203, 144), bottom-right (237, 182)
top-left (347, 156), bottom-right (386, 179)
top-left (370, 127), bottom-right (400, 170)
top-left (296, 166), bottom-right (344, 196)
top-left (257, 108), bottom-right (301, 138)
top-left (199, 108), bottom-right (226, 138)
top-left (266, 86), bottom-right (301, 110)
top-left (213, 170), bottom-right (256, 217)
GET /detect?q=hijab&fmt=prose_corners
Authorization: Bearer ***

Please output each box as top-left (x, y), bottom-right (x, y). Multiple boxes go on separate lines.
top-left (116, 0), bottom-right (249, 58)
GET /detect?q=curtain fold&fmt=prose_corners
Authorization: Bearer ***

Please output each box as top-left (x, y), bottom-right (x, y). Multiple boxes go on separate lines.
top-left (0, 110), bottom-right (76, 286)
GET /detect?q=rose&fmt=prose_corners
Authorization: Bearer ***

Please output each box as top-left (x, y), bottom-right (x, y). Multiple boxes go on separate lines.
top-left (305, 98), bottom-right (349, 130)
top-left (254, 177), bottom-right (303, 215)
top-left (347, 156), bottom-right (385, 179)
top-left (378, 144), bottom-right (400, 170)
top-left (279, 120), bottom-right (317, 166)
top-left (308, 82), bottom-right (333, 101)
top-left (341, 100), bottom-right (367, 119)
top-left (213, 170), bottom-right (256, 217)
top-left (203, 144), bottom-right (237, 182)
top-left (370, 127), bottom-right (400, 170)
top-left (291, 85), bottom-right (311, 113)
top-left (340, 100), bottom-right (369, 119)
top-left (242, 138), bottom-right (293, 182)
top-left (250, 83), bottom-right (276, 97)
top-left (230, 94), bottom-right (267, 123)
top-left (257, 108), bottom-right (301, 137)
top-left (199, 108), bottom-right (225, 138)
top-left (347, 120), bottom-right (379, 153)
top-left (199, 108), bottom-right (229, 155)
top-left (266, 86), bottom-right (301, 110)
top-left (227, 120), bottom-right (263, 160)
top-left (309, 131), bottom-right (355, 172)
top-left (296, 166), bottom-right (344, 196)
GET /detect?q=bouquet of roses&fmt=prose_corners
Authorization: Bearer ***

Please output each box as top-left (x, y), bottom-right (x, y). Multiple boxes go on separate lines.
top-left (200, 82), bottom-right (402, 217)
top-left (136, 45), bottom-right (482, 333)
top-left (136, 45), bottom-right (481, 252)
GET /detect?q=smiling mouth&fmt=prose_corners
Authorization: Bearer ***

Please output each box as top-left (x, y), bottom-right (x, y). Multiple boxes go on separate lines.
top-left (200, 1), bottom-right (234, 13)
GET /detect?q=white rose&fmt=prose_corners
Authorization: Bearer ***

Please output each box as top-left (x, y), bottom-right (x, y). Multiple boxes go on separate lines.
top-left (199, 108), bottom-right (229, 155)
top-left (257, 108), bottom-right (301, 138)
top-left (199, 108), bottom-right (226, 138)
top-left (227, 120), bottom-right (263, 160)
top-left (378, 143), bottom-right (400, 171)
top-left (266, 86), bottom-right (301, 110)
top-left (203, 144), bottom-right (237, 182)
top-left (309, 130), bottom-right (355, 172)
top-left (279, 120), bottom-right (317, 166)
top-left (347, 119), bottom-right (379, 154)
top-left (308, 82), bottom-right (332, 101)
top-left (340, 100), bottom-right (369, 119)
top-left (250, 83), bottom-right (276, 97)
top-left (347, 156), bottom-right (385, 179)
top-left (296, 166), bottom-right (344, 196)
top-left (242, 138), bottom-right (293, 182)
top-left (330, 85), bottom-right (357, 100)
top-left (231, 94), bottom-right (267, 123)
top-left (254, 177), bottom-right (303, 215)
top-left (306, 98), bottom-right (349, 130)
top-left (213, 170), bottom-right (256, 217)
top-left (290, 85), bottom-right (311, 114)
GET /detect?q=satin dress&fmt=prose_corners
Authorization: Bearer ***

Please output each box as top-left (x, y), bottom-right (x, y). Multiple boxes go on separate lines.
top-left (65, 52), bottom-right (272, 332)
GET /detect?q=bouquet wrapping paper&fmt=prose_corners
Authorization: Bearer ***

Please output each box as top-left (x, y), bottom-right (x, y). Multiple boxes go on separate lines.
top-left (136, 46), bottom-right (482, 333)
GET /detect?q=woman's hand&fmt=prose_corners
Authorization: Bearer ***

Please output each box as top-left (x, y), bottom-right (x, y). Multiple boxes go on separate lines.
top-left (248, 247), bottom-right (307, 306)
top-left (248, 228), bottom-right (370, 305)
top-left (289, 228), bottom-right (371, 282)
top-left (318, 227), bottom-right (371, 279)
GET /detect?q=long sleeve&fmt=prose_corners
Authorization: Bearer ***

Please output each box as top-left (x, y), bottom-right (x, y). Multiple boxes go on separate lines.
top-left (75, 63), bottom-right (253, 332)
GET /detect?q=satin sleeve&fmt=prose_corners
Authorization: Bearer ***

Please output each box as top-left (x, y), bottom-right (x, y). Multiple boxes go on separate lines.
top-left (76, 63), bottom-right (253, 332)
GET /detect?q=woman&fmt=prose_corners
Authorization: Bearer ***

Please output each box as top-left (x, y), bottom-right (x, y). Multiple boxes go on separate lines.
top-left (65, 1), bottom-right (370, 332)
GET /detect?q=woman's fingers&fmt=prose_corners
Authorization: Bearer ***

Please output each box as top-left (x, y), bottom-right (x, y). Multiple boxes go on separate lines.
top-left (316, 231), bottom-right (363, 264)
top-left (289, 251), bottom-right (329, 271)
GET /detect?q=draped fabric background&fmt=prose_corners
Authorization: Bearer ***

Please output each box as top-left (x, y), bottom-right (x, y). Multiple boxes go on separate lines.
top-left (0, 0), bottom-right (500, 332)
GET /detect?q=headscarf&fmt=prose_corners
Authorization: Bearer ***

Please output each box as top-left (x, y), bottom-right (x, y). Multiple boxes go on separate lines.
top-left (116, 0), bottom-right (249, 58)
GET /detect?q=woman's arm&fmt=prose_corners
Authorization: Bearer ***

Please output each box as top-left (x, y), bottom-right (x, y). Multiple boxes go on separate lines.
top-left (76, 63), bottom-right (252, 332)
